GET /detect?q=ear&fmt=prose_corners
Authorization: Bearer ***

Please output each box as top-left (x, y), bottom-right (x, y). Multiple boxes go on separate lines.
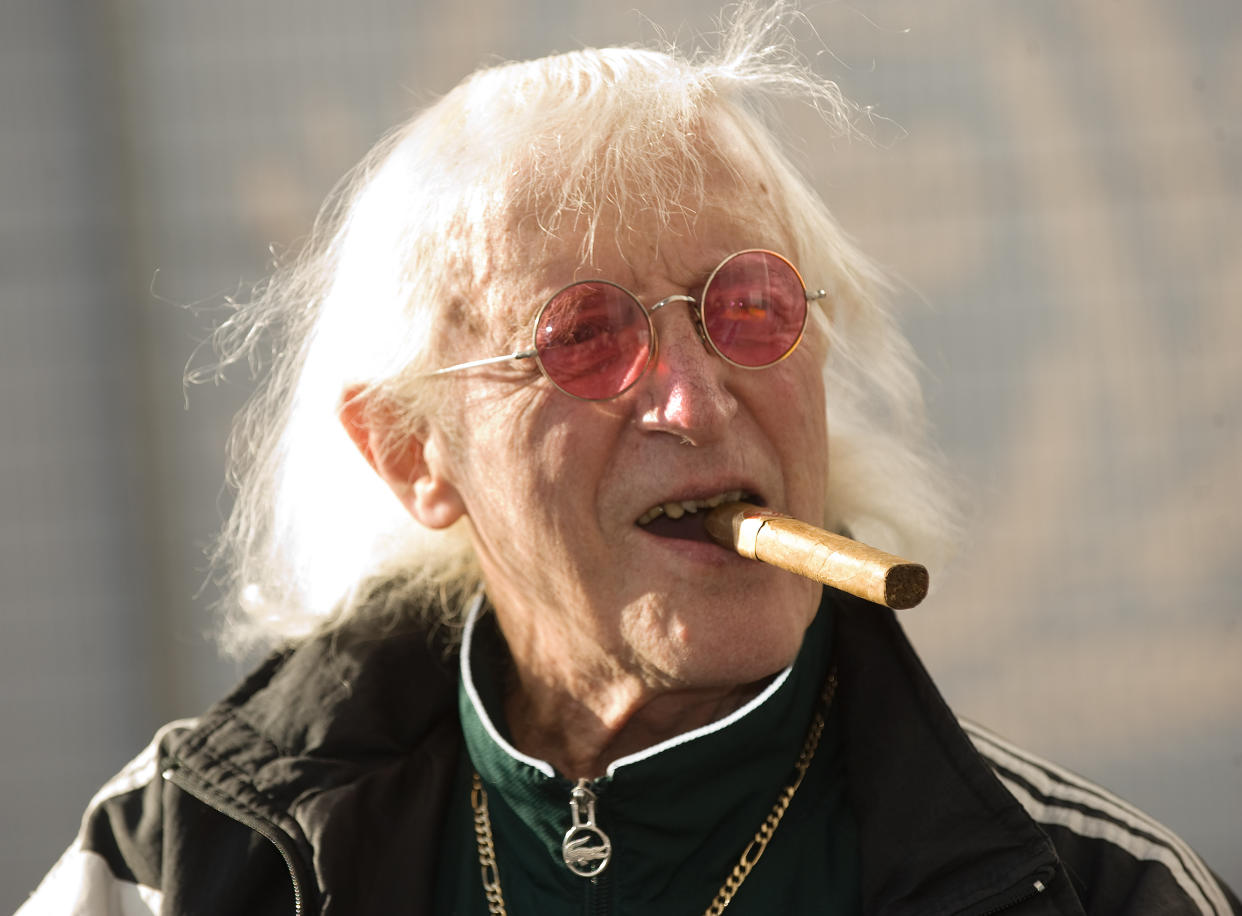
top-left (339, 387), bottom-right (466, 530)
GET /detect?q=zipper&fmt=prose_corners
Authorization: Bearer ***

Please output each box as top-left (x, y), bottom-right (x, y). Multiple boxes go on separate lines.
top-left (968, 868), bottom-right (1055, 916)
top-left (587, 870), bottom-right (612, 916)
top-left (163, 762), bottom-right (310, 915)
top-left (562, 778), bottom-right (613, 878)
top-left (559, 778), bottom-right (613, 915)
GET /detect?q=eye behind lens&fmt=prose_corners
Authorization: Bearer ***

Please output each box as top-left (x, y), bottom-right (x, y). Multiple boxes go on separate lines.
top-left (534, 280), bottom-right (654, 399)
top-left (702, 250), bottom-right (808, 368)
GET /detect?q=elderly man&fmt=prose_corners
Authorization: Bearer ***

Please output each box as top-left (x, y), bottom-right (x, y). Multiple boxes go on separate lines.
top-left (19, 9), bottom-right (1239, 916)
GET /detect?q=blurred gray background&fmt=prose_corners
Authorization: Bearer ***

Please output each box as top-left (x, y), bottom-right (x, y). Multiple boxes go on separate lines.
top-left (2, 0), bottom-right (1238, 909)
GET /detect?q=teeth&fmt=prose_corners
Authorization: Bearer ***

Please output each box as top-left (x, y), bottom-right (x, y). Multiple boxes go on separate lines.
top-left (637, 490), bottom-right (747, 526)
top-left (637, 505), bottom-right (663, 525)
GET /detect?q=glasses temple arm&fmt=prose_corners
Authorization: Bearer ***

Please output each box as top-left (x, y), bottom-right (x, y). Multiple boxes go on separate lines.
top-left (427, 349), bottom-right (537, 377)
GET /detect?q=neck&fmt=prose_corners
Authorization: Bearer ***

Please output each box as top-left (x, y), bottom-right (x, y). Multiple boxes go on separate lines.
top-left (467, 593), bottom-right (796, 780)
top-left (503, 663), bottom-right (771, 779)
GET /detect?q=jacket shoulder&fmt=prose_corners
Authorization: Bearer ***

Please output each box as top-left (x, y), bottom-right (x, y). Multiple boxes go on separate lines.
top-left (19, 713), bottom-right (300, 916)
top-left (17, 718), bottom-right (197, 915)
top-left (963, 720), bottom-right (1240, 916)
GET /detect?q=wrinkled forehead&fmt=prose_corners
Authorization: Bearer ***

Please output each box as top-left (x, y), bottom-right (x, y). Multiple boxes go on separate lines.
top-left (456, 156), bottom-right (797, 345)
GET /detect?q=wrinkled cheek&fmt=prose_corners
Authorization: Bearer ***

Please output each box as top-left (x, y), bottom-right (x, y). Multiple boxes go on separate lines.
top-left (778, 362), bottom-right (830, 521)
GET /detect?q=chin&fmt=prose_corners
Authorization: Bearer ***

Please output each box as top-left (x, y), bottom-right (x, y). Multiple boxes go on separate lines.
top-left (662, 584), bottom-right (819, 687)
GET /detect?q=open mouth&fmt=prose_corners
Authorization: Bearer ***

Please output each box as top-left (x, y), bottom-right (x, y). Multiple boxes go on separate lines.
top-left (635, 489), bottom-right (759, 543)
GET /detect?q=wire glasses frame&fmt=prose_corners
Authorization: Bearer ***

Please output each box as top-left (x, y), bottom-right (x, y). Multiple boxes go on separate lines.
top-left (427, 249), bottom-right (827, 401)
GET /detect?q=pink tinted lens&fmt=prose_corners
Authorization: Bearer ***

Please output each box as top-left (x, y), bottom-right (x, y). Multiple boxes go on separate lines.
top-left (534, 282), bottom-right (652, 399)
top-left (701, 251), bottom-right (807, 367)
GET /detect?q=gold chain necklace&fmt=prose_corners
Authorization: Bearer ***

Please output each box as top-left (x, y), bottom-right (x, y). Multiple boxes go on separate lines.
top-left (470, 668), bottom-right (838, 916)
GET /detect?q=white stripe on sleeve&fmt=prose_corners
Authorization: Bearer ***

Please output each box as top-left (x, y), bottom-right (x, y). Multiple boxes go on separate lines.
top-left (965, 721), bottom-right (1231, 916)
top-left (15, 842), bottom-right (162, 916)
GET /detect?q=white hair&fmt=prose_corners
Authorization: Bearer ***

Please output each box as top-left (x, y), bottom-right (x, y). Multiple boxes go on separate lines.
top-left (201, 3), bottom-right (957, 655)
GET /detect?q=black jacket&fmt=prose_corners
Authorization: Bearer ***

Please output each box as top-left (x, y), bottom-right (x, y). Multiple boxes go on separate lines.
top-left (18, 591), bottom-right (1240, 914)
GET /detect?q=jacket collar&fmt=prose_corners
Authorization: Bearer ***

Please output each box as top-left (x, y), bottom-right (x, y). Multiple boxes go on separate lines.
top-left (833, 597), bottom-right (1061, 915)
top-left (165, 622), bottom-right (461, 914)
top-left (456, 596), bottom-right (841, 908)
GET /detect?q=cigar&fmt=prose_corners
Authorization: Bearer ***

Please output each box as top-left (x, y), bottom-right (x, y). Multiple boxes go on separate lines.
top-left (702, 502), bottom-right (929, 609)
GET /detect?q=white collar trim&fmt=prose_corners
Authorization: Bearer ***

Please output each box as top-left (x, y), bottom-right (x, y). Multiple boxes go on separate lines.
top-left (460, 594), bottom-right (556, 777)
top-left (460, 596), bottom-right (793, 780)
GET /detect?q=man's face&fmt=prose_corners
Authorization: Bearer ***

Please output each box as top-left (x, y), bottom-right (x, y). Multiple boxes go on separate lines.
top-left (433, 182), bottom-right (829, 692)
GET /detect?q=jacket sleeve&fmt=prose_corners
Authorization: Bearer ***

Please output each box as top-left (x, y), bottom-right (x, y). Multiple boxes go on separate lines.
top-left (965, 722), bottom-right (1241, 915)
top-left (15, 720), bottom-right (196, 916)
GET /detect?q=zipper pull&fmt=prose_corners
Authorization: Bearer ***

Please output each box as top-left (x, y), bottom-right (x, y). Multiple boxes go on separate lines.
top-left (561, 778), bottom-right (612, 877)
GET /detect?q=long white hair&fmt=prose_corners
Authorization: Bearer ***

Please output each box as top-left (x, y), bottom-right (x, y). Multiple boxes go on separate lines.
top-left (202, 3), bottom-right (957, 654)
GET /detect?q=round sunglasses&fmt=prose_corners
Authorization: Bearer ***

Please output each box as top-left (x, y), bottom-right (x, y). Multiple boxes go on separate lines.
top-left (429, 249), bottom-right (825, 401)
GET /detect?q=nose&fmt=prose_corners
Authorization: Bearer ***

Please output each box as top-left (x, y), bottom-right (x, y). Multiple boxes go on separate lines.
top-left (634, 301), bottom-right (738, 445)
